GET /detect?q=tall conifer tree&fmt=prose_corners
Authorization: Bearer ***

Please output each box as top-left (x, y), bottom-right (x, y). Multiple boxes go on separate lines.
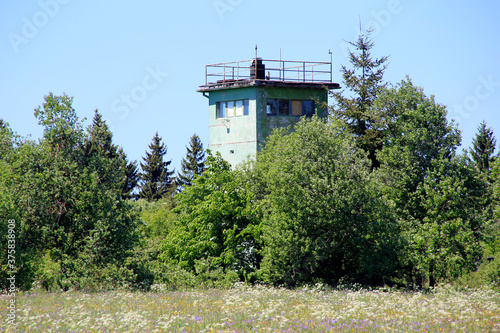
top-left (470, 120), bottom-right (496, 173)
top-left (139, 132), bottom-right (174, 201)
top-left (83, 110), bottom-right (140, 199)
top-left (333, 29), bottom-right (388, 169)
top-left (83, 110), bottom-right (127, 194)
top-left (84, 110), bottom-right (117, 158)
top-left (119, 147), bottom-right (139, 200)
top-left (176, 133), bottom-right (205, 190)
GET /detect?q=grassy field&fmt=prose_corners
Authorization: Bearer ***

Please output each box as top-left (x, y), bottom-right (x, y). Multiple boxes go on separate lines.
top-left (2, 284), bottom-right (500, 332)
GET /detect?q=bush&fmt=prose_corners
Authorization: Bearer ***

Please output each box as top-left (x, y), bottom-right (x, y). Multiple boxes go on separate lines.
top-left (454, 253), bottom-right (500, 289)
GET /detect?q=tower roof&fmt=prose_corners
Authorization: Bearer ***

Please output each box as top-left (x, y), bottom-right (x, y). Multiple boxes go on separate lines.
top-left (198, 58), bottom-right (340, 92)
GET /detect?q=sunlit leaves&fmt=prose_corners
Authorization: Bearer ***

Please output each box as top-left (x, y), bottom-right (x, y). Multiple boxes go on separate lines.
top-left (255, 116), bottom-right (400, 286)
top-left (162, 152), bottom-right (257, 281)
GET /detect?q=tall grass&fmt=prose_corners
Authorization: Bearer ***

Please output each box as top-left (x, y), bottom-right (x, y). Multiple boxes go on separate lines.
top-left (2, 284), bottom-right (499, 332)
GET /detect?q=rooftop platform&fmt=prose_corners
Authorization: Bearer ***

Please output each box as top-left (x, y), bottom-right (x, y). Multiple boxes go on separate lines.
top-left (198, 58), bottom-right (340, 92)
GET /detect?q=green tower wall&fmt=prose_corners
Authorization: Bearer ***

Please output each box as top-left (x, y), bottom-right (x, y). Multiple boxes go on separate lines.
top-left (208, 87), bottom-right (258, 167)
top-left (207, 84), bottom-right (329, 167)
top-left (255, 86), bottom-right (329, 148)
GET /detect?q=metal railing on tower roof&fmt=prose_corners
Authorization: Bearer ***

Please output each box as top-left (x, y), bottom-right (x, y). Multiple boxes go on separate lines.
top-left (203, 58), bottom-right (334, 86)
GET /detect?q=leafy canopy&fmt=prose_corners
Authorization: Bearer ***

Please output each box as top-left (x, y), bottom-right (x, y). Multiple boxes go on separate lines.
top-left (373, 78), bottom-right (486, 287)
top-left (254, 116), bottom-right (400, 287)
top-left (162, 151), bottom-right (256, 282)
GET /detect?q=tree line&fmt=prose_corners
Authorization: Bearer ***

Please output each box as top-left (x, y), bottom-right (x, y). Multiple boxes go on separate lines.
top-left (1, 31), bottom-right (499, 291)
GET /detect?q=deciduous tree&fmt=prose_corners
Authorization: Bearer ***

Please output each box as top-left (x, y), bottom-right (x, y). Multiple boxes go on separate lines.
top-left (373, 78), bottom-right (486, 287)
top-left (6, 93), bottom-right (141, 290)
top-left (254, 116), bottom-right (400, 287)
top-left (162, 151), bottom-right (257, 282)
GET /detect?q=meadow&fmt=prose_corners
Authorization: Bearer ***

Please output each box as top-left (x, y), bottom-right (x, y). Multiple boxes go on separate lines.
top-left (2, 284), bottom-right (500, 332)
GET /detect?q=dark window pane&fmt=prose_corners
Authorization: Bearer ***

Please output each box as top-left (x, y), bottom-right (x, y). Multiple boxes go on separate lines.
top-left (243, 99), bottom-right (249, 116)
top-left (266, 99), bottom-right (278, 115)
top-left (302, 100), bottom-right (315, 117)
top-left (218, 102), bottom-right (226, 118)
top-left (279, 100), bottom-right (290, 115)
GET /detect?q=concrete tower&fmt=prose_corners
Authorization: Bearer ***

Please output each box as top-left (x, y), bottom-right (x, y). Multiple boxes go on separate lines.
top-left (198, 53), bottom-right (340, 166)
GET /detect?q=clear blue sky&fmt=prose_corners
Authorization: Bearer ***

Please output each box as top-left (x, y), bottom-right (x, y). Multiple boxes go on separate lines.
top-left (1, 1), bottom-right (499, 172)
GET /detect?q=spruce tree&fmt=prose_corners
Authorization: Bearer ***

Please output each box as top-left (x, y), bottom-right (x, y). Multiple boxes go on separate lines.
top-left (333, 28), bottom-right (388, 169)
top-left (176, 133), bottom-right (205, 190)
top-left (470, 120), bottom-right (497, 173)
top-left (83, 110), bottom-right (139, 199)
top-left (119, 147), bottom-right (139, 200)
top-left (84, 110), bottom-right (118, 159)
top-left (139, 132), bottom-right (174, 201)
top-left (82, 110), bottom-right (124, 191)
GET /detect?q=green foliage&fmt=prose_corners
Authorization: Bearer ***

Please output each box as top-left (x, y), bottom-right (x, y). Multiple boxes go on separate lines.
top-left (332, 29), bottom-right (388, 169)
top-left (135, 197), bottom-right (176, 239)
top-left (0, 123), bottom-right (38, 290)
top-left (132, 198), bottom-right (176, 286)
top-left (82, 110), bottom-right (139, 199)
top-left (487, 157), bottom-right (500, 254)
top-left (176, 133), bottom-right (205, 191)
top-left (402, 156), bottom-right (487, 286)
top-left (120, 148), bottom-right (139, 200)
top-left (0, 119), bottom-right (15, 159)
top-left (454, 254), bottom-right (500, 289)
top-left (82, 110), bottom-right (124, 191)
top-left (1, 93), bottom-right (143, 291)
top-left (162, 151), bottom-right (257, 282)
top-left (34, 93), bottom-right (84, 157)
top-left (139, 132), bottom-right (175, 201)
top-left (0, 138), bottom-right (32, 290)
top-left (35, 251), bottom-right (64, 292)
top-left (84, 110), bottom-right (117, 158)
top-left (470, 120), bottom-right (496, 173)
top-left (374, 77), bottom-right (461, 212)
top-left (254, 116), bottom-right (401, 287)
top-left (1, 60), bottom-right (497, 292)
top-left (373, 78), bottom-right (486, 288)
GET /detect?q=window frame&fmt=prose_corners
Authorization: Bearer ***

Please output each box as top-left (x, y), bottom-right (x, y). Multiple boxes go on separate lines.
top-left (217, 99), bottom-right (250, 119)
top-left (217, 101), bottom-right (226, 118)
top-left (235, 100), bottom-right (244, 117)
top-left (266, 98), bottom-right (316, 117)
top-left (227, 101), bottom-right (235, 117)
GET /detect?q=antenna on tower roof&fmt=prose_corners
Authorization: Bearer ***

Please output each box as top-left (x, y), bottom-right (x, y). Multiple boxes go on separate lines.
top-left (329, 49), bottom-right (333, 82)
top-left (255, 44), bottom-right (258, 60)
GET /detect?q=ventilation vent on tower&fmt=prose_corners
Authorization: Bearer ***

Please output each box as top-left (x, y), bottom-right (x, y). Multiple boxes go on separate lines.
top-left (250, 58), bottom-right (265, 79)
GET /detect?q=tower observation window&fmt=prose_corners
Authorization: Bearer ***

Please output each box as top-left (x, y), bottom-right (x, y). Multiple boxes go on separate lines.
top-left (235, 100), bottom-right (243, 117)
top-left (217, 99), bottom-right (250, 118)
top-left (266, 99), bottom-right (278, 115)
top-left (227, 101), bottom-right (234, 117)
top-left (266, 99), bottom-right (316, 117)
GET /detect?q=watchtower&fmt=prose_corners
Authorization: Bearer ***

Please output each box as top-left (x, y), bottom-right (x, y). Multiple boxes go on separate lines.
top-left (198, 52), bottom-right (340, 166)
